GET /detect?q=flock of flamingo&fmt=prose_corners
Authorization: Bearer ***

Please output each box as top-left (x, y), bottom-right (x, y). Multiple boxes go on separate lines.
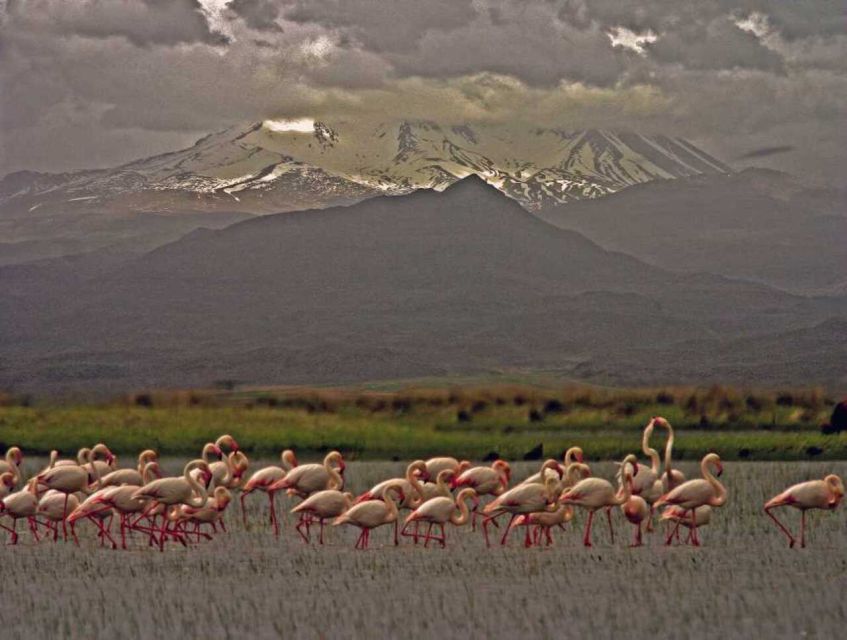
top-left (0, 417), bottom-right (843, 551)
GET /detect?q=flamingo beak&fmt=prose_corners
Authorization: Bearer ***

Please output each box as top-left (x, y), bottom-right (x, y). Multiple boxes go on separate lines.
top-left (576, 452), bottom-right (584, 463)
top-left (213, 446), bottom-right (223, 460)
top-left (717, 464), bottom-right (724, 477)
top-left (231, 439), bottom-right (240, 452)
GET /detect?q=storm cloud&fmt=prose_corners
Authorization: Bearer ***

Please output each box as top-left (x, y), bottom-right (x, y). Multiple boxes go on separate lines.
top-left (0, 0), bottom-right (845, 183)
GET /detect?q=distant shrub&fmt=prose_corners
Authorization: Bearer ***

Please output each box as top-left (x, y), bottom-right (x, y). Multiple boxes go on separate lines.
top-left (528, 408), bottom-right (544, 422)
top-left (776, 393), bottom-right (794, 407)
top-left (830, 400), bottom-right (847, 432)
top-left (483, 451), bottom-right (501, 462)
top-left (806, 446), bottom-right (823, 457)
top-left (134, 393), bottom-right (153, 408)
top-left (745, 395), bottom-right (764, 412)
top-left (543, 399), bottom-right (566, 414)
top-left (471, 400), bottom-right (488, 414)
top-left (738, 448), bottom-right (752, 459)
top-left (655, 391), bottom-right (675, 406)
top-left (523, 443), bottom-right (543, 461)
top-left (456, 410), bottom-right (472, 423)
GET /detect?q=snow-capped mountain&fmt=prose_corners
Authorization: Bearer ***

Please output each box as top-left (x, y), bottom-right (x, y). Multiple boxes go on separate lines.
top-left (1, 119), bottom-right (731, 219)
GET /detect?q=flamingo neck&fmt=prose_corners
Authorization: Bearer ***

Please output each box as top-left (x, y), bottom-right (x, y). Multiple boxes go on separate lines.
top-left (701, 458), bottom-right (726, 507)
top-left (641, 427), bottom-right (661, 475)
top-left (451, 490), bottom-right (473, 526)
top-left (87, 448), bottom-right (103, 489)
top-left (184, 463), bottom-right (208, 508)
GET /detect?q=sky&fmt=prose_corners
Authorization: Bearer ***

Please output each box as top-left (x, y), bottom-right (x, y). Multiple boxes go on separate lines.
top-left (1, 0), bottom-right (845, 184)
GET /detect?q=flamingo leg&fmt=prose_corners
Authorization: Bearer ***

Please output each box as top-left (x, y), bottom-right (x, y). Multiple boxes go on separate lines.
top-left (501, 514), bottom-right (518, 546)
top-left (0, 519), bottom-right (19, 545)
top-left (523, 521), bottom-right (533, 548)
top-left (219, 518), bottom-right (227, 533)
top-left (605, 507), bottom-right (615, 544)
top-left (800, 510), bottom-right (806, 549)
top-left (765, 509), bottom-right (797, 549)
top-left (394, 519), bottom-right (399, 546)
top-left (646, 504), bottom-right (655, 533)
top-left (665, 518), bottom-right (682, 546)
top-left (269, 492), bottom-right (280, 535)
top-left (439, 523), bottom-right (446, 548)
top-left (545, 526), bottom-right (553, 546)
top-left (471, 496), bottom-right (480, 531)
top-left (583, 510), bottom-right (595, 547)
top-left (295, 515), bottom-right (311, 543)
top-left (424, 522), bottom-right (433, 548)
top-left (61, 493), bottom-right (69, 540)
top-left (319, 518), bottom-right (325, 545)
top-left (689, 510), bottom-right (700, 546)
top-left (240, 492), bottom-right (249, 528)
top-left (630, 523), bottom-right (643, 547)
top-left (354, 527), bottom-right (365, 550)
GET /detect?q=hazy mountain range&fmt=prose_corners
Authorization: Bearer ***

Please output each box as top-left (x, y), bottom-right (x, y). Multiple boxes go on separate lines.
top-left (1, 119), bottom-right (730, 265)
top-left (1, 176), bottom-right (844, 395)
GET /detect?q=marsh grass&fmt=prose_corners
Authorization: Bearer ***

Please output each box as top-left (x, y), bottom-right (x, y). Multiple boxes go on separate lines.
top-left (0, 383), bottom-right (844, 461)
top-left (1, 460), bottom-right (846, 639)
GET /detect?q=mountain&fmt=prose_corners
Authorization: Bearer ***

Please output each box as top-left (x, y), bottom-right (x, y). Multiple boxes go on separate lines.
top-left (0, 119), bottom-right (730, 265)
top-left (1, 176), bottom-right (843, 395)
top-left (537, 168), bottom-right (847, 295)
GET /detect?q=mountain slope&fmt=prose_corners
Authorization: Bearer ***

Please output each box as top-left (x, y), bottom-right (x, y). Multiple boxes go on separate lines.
top-left (0, 119), bottom-right (732, 265)
top-left (1, 176), bottom-right (842, 395)
top-left (538, 168), bottom-right (847, 295)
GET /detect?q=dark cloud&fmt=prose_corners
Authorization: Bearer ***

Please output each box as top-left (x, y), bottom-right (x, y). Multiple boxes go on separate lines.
top-left (281, 0), bottom-right (478, 53)
top-left (736, 145), bottom-right (794, 159)
top-left (0, 0), bottom-right (844, 184)
top-left (5, 0), bottom-right (228, 47)
top-left (227, 0), bottom-right (283, 33)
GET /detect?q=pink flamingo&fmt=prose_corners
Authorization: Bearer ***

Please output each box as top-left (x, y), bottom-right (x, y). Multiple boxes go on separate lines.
top-left (764, 474), bottom-right (844, 548)
top-left (131, 459), bottom-right (211, 551)
top-left (482, 459), bottom-right (562, 547)
top-left (333, 481), bottom-right (404, 550)
top-left (291, 489), bottom-right (355, 544)
top-left (355, 460), bottom-right (426, 545)
top-left (619, 455), bottom-right (650, 547)
top-left (100, 449), bottom-right (158, 487)
top-left (1, 472), bottom-right (16, 499)
top-left (0, 446), bottom-right (23, 486)
top-left (654, 453), bottom-right (727, 546)
top-left (37, 447), bottom-right (105, 540)
top-left (88, 461), bottom-right (163, 549)
top-left (174, 486), bottom-right (233, 541)
top-left (37, 490), bottom-right (81, 543)
top-left (240, 449), bottom-right (298, 532)
top-left (560, 455), bottom-right (637, 547)
top-left (523, 447), bottom-right (584, 485)
top-left (453, 459), bottom-right (511, 529)
top-left (660, 505), bottom-right (712, 544)
top-left (403, 488), bottom-right (477, 547)
top-left (424, 456), bottom-right (471, 479)
top-left (0, 479), bottom-right (40, 544)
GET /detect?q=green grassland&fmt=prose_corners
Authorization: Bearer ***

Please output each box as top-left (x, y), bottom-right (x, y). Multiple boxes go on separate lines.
top-left (1, 384), bottom-right (845, 460)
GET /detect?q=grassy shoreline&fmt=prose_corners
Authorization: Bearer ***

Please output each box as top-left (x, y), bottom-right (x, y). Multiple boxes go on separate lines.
top-left (2, 384), bottom-right (845, 460)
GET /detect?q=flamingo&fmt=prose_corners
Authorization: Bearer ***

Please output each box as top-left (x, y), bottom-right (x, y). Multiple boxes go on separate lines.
top-left (402, 488), bottom-right (477, 547)
top-left (174, 486), bottom-right (233, 541)
top-left (654, 453), bottom-right (727, 546)
top-left (482, 459), bottom-right (562, 547)
top-left (1, 472), bottom-right (16, 499)
top-left (0, 446), bottom-right (23, 486)
top-left (660, 505), bottom-right (712, 544)
top-left (511, 462), bottom-right (592, 546)
top-left (619, 455), bottom-right (651, 547)
top-left (100, 449), bottom-right (158, 487)
top-left (401, 469), bottom-right (455, 542)
top-left (509, 505), bottom-right (574, 547)
top-left (36, 447), bottom-right (105, 540)
top-left (523, 447), bottom-right (584, 485)
top-left (333, 481), bottom-right (404, 550)
top-left (764, 474), bottom-right (845, 548)
top-left (649, 417), bottom-right (687, 491)
top-left (560, 456), bottom-right (637, 547)
top-left (131, 459), bottom-right (212, 551)
top-left (291, 489), bottom-right (355, 544)
top-left (424, 456), bottom-right (471, 480)
top-left (453, 459), bottom-right (511, 529)
top-left (88, 461), bottom-right (163, 549)
top-left (37, 490), bottom-right (81, 542)
top-left (240, 449), bottom-right (298, 533)
top-left (355, 460), bottom-right (426, 545)
top-left (0, 479), bottom-right (40, 545)
top-left (268, 451), bottom-right (345, 499)
top-left (67, 488), bottom-right (120, 547)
